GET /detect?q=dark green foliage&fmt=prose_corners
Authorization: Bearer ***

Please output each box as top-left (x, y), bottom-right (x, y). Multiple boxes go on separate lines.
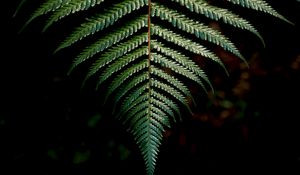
top-left (20, 0), bottom-right (290, 174)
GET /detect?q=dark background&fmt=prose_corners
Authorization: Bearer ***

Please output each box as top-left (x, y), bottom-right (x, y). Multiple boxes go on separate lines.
top-left (1, 0), bottom-right (300, 174)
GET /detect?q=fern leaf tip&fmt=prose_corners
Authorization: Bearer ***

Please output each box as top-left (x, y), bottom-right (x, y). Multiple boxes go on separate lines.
top-left (54, 46), bottom-right (64, 54)
top-left (280, 16), bottom-right (294, 26)
top-left (42, 25), bottom-right (51, 33)
top-left (13, 0), bottom-right (27, 18)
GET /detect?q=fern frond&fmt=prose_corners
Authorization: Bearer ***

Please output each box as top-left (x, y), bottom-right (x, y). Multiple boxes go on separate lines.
top-left (126, 102), bottom-right (149, 125)
top-left (118, 87), bottom-right (179, 124)
top-left (150, 78), bottom-right (191, 113)
top-left (118, 93), bottom-right (148, 120)
top-left (25, 0), bottom-right (71, 26)
top-left (98, 58), bottom-right (148, 93)
top-left (171, 0), bottom-right (264, 45)
top-left (43, 0), bottom-right (105, 31)
top-left (150, 107), bottom-right (171, 127)
top-left (151, 67), bottom-right (192, 100)
top-left (23, 0), bottom-right (292, 174)
top-left (96, 47), bottom-right (148, 87)
top-left (151, 40), bottom-right (213, 91)
top-left (125, 109), bottom-right (147, 129)
top-left (152, 3), bottom-right (246, 62)
top-left (131, 115), bottom-right (163, 175)
top-left (117, 84), bottom-right (149, 117)
top-left (227, 0), bottom-right (292, 24)
top-left (151, 52), bottom-right (207, 93)
top-left (151, 25), bottom-right (227, 72)
top-left (150, 98), bottom-right (174, 121)
top-left (151, 90), bottom-right (181, 122)
top-left (56, 0), bottom-right (147, 51)
top-left (131, 119), bottom-right (164, 175)
top-left (86, 34), bottom-right (148, 79)
top-left (104, 60), bottom-right (148, 101)
top-left (129, 110), bottom-right (165, 139)
top-left (114, 72), bottom-right (149, 105)
top-left (69, 15), bottom-right (148, 72)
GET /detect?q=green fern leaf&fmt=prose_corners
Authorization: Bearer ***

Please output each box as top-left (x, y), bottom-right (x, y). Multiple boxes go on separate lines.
top-left (151, 25), bottom-right (228, 72)
top-left (117, 84), bottom-right (149, 117)
top-left (227, 0), bottom-right (292, 24)
top-left (171, 0), bottom-right (264, 45)
top-left (151, 90), bottom-right (181, 122)
top-left (22, 0), bottom-right (291, 174)
top-left (43, 0), bottom-right (105, 31)
top-left (152, 3), bottom-right (245, 59)
top-left (151, 40), bottom-right (214, 91)
top-left (150, 78), bottom-right (191, 113)
top-left (25, 0), bottom-right (71, 26)
top-left (151, 52), bottom-right (207, 93)
top-left (70, 15), bottom-right (148, 73)
top-left (56, 0), bottom-right (148, 52)
top-left (114, 71), bottom-right (149, 106)
top-left (151, 67), bottom-right (192, 101)
top-left (151, 98), bottom-right (175, 121)
top-left (118, 93), bottom-right (148, 120)
top-left (84, 34), bottom-right (148, 81)
top-left (96, 46), bottom-right (148, 86)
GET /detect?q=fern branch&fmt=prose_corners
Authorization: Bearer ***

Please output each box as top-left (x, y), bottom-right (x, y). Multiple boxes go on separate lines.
top-left (150, 98), bottom-right (174, 121)
top-left (151, 25), bottom-right (227, 73)
top-left (69, 15), bottom-right (147, 73)
top-left (151, 67), bottom-right (192, 100)
top-left (114, 72), bottom-right (149, 106)
top-left (118, 93), bottom-right (148, 120)
top-left (150, 78), bottom-right (191, 114)
top-left (227, 0), bottom-right (292, 24)
top-left (126, 102), bottom-right (149, 126)
top-left (149, 106), bottom-right (171, 127)
top-left (43, 0), bottom-right (105, 31)
top-left (152, 2), bottom-right (246, 63)
top-left (96, 47), bottom-right (147, 85)
top-left (117, 84), bottom-right (149, 117)
top-left (126, 109), bottom-right (147, 129)
top-left (56, 0), bottom-right (147, 51)
top-left (104, 61), bottom-right (148, 102)
top-left (171, 0), bottom-right (264, 45)
top-left (151, 91), bottom-right (181, 122)
top-left (151, 40), bottom-right (214, 91)
top-left (85, 34), bottom-right (148, 80)
top-left (97, 48), bottom-right (148, 88)
top-left (25, 0), bottom-right (71, 26)
top-left (151, 52), bottom-right (207, 93)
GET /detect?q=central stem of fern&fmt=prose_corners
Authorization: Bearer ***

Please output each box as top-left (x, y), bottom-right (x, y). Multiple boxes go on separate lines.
top-left (147, 1), bottom-right (151, 63)
top-left (147, 0), bottom-right (152, 100)
top-left (147, 0), bottom-right (153, 172)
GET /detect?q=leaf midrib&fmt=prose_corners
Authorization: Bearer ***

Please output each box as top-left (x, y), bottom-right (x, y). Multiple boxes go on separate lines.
top-left (147, 0), bottom-right (153, 172)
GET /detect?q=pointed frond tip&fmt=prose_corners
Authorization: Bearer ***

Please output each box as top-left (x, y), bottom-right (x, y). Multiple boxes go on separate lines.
top-left (19, 0), bottom-right (72, 32)
top-left (227, 0), bottom-right (294, 25)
